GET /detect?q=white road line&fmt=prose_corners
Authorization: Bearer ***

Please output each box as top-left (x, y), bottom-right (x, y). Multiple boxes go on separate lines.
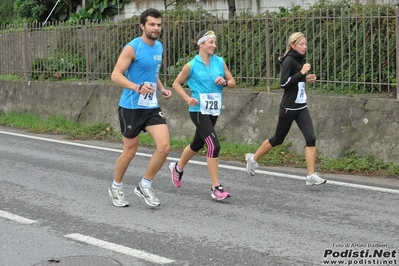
top-left (253, 168), bottom-right (399, 195)
top-left (0, 210), bottom-right (37, 224)
top-left (65, 233), bottom-right (175, 264)
top-left (177, 161), bottom-right (399, 195)
top-left (2, 130), bottom-right (399, 195)
top-left (0, 130), bottom-right (124, 153)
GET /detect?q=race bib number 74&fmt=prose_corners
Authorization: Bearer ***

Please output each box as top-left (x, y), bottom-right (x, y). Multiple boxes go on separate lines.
top-left (138, 81), bottom-right (158, 107)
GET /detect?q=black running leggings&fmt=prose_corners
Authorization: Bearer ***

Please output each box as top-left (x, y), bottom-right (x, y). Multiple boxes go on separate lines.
top-left (189, 112), bottom-right (220, 158)
top-left (269, 107), bottom-right (316, 147)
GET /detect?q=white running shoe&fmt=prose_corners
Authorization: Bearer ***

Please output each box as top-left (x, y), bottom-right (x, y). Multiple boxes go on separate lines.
top-left (306, 173), bottom-right (326, 186)
top-left (108, 188), bottom-right (129, 207)
top-left (134, 182), bottom-right (161, 207)
top-left (245, 153), bottom-right (258, 176)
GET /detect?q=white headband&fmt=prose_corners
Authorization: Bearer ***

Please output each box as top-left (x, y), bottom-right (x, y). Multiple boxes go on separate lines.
top-left (197, 32), bottom-right (216, 45)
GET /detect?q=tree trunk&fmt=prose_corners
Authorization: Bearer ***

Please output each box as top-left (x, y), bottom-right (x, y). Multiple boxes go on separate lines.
top-left (227, 0), bottom-right (236, 18)
top-left (68, 0), bottom-right (74, 17)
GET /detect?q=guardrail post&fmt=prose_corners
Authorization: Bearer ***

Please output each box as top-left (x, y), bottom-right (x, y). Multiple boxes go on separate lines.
top-left (162, 17), bottom-right (167, 88)
top-left (23, 23), bottom-right (29, 74)
top-left (85, 19), bottom-right (90, 83)
top-left (265, 10), bottom-right (270, 92)
top-left (396, 7), bottom-right (399, 99)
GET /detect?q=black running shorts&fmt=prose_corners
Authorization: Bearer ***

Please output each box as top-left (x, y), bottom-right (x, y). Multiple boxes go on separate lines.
top-left (118, 106), bottom-right (167, 139)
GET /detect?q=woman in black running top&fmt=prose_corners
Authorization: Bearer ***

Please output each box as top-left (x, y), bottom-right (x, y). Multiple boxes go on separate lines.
top-left (245, 32), bottom-right (327, 186)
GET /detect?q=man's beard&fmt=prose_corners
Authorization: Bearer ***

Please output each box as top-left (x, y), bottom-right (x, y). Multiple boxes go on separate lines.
top-left (145, 31), bottom-right (159, 40)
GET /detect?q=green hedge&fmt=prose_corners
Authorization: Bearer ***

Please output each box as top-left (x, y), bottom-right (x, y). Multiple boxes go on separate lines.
top-left (25, 3), bottom-right (399, 94)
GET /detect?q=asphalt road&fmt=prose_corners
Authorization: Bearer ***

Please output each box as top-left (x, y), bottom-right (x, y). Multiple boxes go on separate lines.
top-left (1, 127), bottom-right (398, 266)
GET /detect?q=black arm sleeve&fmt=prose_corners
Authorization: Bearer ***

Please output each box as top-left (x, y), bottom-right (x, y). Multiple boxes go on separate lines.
top-left (280, 57), bottom-right (304, 89)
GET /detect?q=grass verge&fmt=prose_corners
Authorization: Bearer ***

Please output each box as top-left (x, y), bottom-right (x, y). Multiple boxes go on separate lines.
top-left (1, 111), bottom-right (399, 178)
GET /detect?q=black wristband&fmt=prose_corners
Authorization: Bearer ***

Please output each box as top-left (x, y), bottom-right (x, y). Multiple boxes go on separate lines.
top-left (223, 80), bottom-right (228, 87)
top-left (137, 84), bottom-right (144, 92)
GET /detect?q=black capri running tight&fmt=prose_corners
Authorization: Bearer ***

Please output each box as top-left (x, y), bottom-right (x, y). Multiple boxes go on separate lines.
top-left (269, 107), bottom-right (316, 147)
top-left (189, 112), bottom-right (220, 158)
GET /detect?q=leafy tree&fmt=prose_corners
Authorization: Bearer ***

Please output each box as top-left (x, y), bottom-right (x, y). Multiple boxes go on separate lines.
top-left (14, 0), bottom-right (49, 22)
top-left (13, 0), bottom-right (74, 23)
top-left (0, 0), bottom-right (15, 25)
top-left (68, 0), bottom-right (131, 22)
top-left (12, 0), bottom-right (128, 23)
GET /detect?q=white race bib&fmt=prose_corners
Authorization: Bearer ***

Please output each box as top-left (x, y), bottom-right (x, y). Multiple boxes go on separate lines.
top-left (138, 81), bottom-right (158, 107)
top-left (295, 82), bottom-right (307, 104)
top-left (199, 93), bottom-right (222, 116)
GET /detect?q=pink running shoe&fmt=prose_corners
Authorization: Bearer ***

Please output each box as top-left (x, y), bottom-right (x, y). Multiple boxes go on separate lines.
top-left (211, 184), bottom-right (231, 201)
top-left (169, 162), bottom-right (183, 188)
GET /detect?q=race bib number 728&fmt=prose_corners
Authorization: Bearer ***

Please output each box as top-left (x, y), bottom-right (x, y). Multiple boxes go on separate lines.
top-left (199, 93), bottom-right (222, 116)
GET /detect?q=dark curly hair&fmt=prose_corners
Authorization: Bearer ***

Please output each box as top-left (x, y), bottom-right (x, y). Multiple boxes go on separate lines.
top-left (140, 8), bottom-right (162, 25)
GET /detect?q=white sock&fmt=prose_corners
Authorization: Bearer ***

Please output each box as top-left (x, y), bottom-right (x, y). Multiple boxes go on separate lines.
top-left (176, 163), bottom-right (183, 172)
top-left (140, 177), bottom-right (152, 188)
top-left (112, 181), bottom-right (123, 190)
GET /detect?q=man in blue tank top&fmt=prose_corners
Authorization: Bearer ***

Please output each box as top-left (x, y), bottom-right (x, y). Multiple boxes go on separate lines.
top-left (108, 8), bottom-right (172, 208)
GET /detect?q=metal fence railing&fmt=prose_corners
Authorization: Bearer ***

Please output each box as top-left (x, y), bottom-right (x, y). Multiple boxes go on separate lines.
top-left (0, 7), bottom-right (398, 99)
